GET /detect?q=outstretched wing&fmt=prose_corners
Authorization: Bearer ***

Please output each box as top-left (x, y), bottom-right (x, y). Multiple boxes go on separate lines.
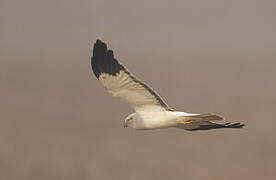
top-left (91, 40), bottom-right (172, 111)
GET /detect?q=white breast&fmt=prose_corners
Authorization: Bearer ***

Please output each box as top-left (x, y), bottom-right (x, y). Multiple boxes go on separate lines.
top-left (132, 106), bottom-right (179, 129)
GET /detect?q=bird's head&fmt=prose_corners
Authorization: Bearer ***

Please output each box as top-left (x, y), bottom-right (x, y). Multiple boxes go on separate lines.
top-left (124, 113), bottom-right (135, 128)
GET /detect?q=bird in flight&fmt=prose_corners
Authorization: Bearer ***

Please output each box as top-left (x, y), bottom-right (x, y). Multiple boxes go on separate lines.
top-left (91, 40), bottom-right (244, 131)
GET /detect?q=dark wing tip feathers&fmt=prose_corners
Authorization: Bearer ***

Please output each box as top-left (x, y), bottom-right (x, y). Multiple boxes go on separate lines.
top-left (96, 39), bottom-right (101, 44)
top-left (91, 39), bottom-right (124, 79)
top-left (91, 39), bottom-right (172, 110)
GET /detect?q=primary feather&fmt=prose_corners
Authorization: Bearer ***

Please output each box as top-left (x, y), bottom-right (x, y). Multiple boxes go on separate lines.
top-left (91, 39), bottom-right (172, 111)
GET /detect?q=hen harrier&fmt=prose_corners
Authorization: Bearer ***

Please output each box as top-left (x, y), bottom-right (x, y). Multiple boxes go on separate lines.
top-left (91, 40), bottom-right (244, 131)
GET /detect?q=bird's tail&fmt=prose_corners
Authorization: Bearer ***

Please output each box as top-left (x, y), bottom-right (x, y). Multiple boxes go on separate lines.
top-left (178, 113), bottom-right (244, 131)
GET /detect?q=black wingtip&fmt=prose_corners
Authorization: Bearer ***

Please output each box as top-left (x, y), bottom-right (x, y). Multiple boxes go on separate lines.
top-left (93, 40), bottom-right (105, 58)
top-left (94, 39), bottom-right (105, 47)
top-left (91, 39), bottom-right (124, 79)
top-left (107, 50), bottom-right (114, 58)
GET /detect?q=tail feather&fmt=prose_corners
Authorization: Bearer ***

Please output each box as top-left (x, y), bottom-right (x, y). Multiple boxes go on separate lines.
top-left (176, 121), bottom-right (245, 131)
top-left (188, 122), bottom-right (245, 131)
top-left (177, 113), bottom-right (244, 131)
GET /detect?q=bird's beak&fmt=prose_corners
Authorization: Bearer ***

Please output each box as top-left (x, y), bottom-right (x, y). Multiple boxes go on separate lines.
top-left (123, 123), bottom-right (128, 128)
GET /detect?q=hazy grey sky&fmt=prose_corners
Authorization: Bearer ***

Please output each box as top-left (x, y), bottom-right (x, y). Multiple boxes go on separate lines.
top-left (1, 1), bottom-right (276, 179)
top-left (1, 0), bottom-right (276, 60)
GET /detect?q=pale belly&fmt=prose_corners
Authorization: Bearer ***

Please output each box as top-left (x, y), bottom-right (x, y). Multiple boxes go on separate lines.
top-left (133, 111), bottom-right (179, 130)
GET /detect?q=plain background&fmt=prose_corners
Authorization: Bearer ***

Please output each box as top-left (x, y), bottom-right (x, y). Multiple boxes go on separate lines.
top-left (1, 0), bottom-right (276, 179)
